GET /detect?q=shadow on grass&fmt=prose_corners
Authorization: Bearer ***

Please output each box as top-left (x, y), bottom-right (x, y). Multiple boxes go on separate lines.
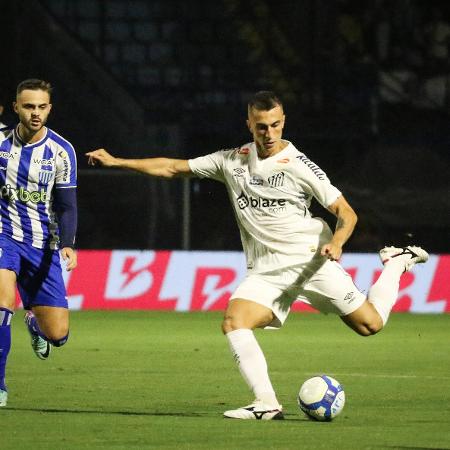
top-left (4, 407), bottom-right (205, 417)
top-left (3, 407), bottom-right (306, 421)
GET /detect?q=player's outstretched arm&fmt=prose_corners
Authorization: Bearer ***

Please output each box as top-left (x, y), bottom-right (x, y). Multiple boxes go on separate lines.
top-left (321, 195), bottom-right (358, 261)
top-left (85, 148), bottom-right (192, 178)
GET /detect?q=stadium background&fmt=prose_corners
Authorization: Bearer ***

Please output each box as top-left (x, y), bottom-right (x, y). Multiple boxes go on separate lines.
top-left (1, 0), bottom-right (449, 312)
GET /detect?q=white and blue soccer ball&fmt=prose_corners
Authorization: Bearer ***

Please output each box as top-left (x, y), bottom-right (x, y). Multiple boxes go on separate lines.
top-left (298, 375), bottom-right (345, 421)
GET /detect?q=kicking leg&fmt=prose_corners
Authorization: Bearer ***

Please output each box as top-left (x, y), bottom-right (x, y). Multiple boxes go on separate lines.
top-left (342, 246), bottom-right (429, 335)
top-left (221, 299), bottom-right (283, 420)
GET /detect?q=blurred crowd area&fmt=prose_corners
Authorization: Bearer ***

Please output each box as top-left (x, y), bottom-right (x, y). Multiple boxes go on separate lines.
top-left (0, 0), bottom-right (449, 252)
top-left (335, 0), bottom-right (450, 111)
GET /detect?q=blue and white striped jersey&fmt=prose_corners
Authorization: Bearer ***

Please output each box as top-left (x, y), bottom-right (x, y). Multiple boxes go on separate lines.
top-left (0, 126), bottom-right (77, 249)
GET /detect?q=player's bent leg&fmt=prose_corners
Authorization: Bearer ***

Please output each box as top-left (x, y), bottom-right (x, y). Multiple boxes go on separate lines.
top-left (340, 300), bottom-right (384, 336)
top-left (31, 306), bottom-right (69, 345)
top-left (25, 306), bottom-right (69, 360)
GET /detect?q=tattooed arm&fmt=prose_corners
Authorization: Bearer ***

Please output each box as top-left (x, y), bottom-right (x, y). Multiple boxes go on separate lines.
top-left (321, 195), bottom-right (358, 261)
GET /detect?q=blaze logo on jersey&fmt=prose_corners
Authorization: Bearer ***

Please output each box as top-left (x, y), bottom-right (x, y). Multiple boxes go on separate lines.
top-left (268, 172), bottom-right (285, 187)
top-left (236, 192), bottom-right (287, 211)
top-left (0, 184), bottom-right (49, 204)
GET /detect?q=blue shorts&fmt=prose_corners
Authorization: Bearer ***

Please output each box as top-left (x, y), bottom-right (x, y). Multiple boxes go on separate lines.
top-left (0, 235), bottom-right (68, 310)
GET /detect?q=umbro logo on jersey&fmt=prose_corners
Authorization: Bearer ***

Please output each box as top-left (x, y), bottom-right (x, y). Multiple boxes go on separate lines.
top-left (233, 168), bottom-right (246, 177)
top-left (238, 147), bottom-right (250, 154)
top-left (268, 172), bottom-right (285, 187)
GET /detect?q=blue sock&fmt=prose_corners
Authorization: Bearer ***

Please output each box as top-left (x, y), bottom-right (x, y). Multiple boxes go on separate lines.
top-left (0, 308), bottom-right (14, 391)
top-left (25, 312), bottom-right (47, 340)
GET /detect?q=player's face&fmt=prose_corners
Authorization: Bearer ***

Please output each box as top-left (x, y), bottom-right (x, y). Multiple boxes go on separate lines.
top-left (14, 89), bottom-right (52, 134)
top-left (247, 105), bottom-right (285, 156)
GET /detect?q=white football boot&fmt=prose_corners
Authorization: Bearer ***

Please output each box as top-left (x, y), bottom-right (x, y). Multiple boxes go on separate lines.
top-left (379, 246), bottom-right (429, 272)
top-left (24, 311), bottom-right (52, 360)
top-left (224, 401), bottom-right (284, 420)
top-left (0, 389), bottom-right (7, 407)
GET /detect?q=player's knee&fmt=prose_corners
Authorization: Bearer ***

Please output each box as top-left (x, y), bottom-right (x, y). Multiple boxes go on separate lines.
top-left (221, 316), bottom-right (235, 334)
top-left (45, 326), bottom-right (70, 346)
top-left (356, 319), bottom-right (383, 336)
top-left (49, 332), bottom-right (69, 347)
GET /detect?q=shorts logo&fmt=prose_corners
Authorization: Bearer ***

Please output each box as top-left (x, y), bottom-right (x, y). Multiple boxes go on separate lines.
top-left (268, 172), bottom-right (285, 187)
top-left (344, 292), bottom-right (355, 304)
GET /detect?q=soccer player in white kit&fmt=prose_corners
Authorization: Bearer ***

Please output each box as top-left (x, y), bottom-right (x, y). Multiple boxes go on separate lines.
top-left (86, 91), bottom-right (428, 420)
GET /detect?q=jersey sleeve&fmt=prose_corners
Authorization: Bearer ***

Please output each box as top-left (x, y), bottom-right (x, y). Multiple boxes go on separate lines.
top-left (55, 143), bottom-right (77, 188)
top-left (296, 154), bottom-right (341, 208)
top-left (188, 150), bottom-right (226, 182)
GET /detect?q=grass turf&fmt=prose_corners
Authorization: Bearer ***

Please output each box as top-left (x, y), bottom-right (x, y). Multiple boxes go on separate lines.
top-left (2, 311), bottom-right (450, 449)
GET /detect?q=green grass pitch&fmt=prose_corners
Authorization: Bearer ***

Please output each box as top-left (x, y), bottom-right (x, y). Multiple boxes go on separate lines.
top-left (2, 311), bottom-right (450, 449)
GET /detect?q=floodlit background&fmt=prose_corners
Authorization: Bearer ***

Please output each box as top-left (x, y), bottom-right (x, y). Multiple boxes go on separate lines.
top-left (1, 0), bottom-right (449, 252)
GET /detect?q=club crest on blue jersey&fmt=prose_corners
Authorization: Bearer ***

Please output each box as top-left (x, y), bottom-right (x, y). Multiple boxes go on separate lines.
top-left (39, 169), bottom-right (54, 184)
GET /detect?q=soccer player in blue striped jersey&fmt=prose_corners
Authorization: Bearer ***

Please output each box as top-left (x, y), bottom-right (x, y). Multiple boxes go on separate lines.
top-left (0, 79), bottom-right (77, 407)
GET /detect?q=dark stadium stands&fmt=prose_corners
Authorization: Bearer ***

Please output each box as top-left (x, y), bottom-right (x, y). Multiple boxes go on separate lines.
top-left (1, 0), bottom-right (449, 252)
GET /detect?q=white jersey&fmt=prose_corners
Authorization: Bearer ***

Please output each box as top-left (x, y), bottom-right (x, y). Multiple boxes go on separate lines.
top-left (0, 126), bottom-right (77, 249)
top-left (188, 141), bottom-right (341, 273)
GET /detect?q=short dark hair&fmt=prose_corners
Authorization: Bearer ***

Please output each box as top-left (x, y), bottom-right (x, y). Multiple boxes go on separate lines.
top-left (248, 91), bottom-right (283, 111)
top-left (16, 79), bottom-right (52, 97)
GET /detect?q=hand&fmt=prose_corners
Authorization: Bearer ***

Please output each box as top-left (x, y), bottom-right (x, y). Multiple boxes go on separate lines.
top-left (85, 149), bottom-right (117, 167)
top-left (60, 247), bottom-right (77, 271)
top-left (320, 242), bottom-right (343, 261)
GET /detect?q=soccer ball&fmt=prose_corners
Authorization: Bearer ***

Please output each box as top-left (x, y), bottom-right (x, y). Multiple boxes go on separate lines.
top-left (298, 375), bottom-right (345, 421)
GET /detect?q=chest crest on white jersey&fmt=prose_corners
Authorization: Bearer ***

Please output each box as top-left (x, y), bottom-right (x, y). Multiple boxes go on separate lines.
top-left (267, 172), bottom-right (285, 187)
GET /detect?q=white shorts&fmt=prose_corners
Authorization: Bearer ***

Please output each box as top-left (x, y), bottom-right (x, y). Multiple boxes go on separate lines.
top-left (230, 258), bottom-right (366, 328)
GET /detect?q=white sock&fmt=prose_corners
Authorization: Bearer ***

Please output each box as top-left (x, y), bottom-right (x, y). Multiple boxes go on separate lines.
top-left (368, 258), bottom-right (405, 325)
top-left (226, 329), bottom-right (280, 408)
